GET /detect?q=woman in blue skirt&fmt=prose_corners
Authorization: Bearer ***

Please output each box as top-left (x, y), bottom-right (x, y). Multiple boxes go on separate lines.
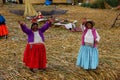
top-left (76, 20), bottom-right (100, 70)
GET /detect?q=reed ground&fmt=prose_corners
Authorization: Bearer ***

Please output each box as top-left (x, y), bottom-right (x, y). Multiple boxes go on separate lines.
top-left (0, 4), bottom-right (120, 80)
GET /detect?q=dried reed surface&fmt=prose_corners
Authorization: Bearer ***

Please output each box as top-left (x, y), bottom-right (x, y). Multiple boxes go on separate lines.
top-left (0, 4), bottom-right (120, 80)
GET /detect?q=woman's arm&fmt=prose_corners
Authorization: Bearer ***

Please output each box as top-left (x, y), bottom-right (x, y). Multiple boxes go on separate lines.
top-left (80, 18), bottom-right (87, 32)
top-left (39, 17), bottom-right (54, 32)
top-left (18, 21), bottom-right (31, 34)
top-left (80, 24), bottom-right (85, 32)
top-left (39, 21), bottom-right (51, 33)
top-left (95, 30), bottom-right (100, 43)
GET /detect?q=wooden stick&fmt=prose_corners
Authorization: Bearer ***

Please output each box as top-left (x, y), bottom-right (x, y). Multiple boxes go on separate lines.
top-left (111, 12), bottom-right (120, 27)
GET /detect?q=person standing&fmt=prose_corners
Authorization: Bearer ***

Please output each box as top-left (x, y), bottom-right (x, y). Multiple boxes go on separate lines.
top-left (76, 20), bottom-right (100, 70)
top-left (18, 19), bottom-right (53, 72)
top-left (0, 14), bottom-right (8, 39)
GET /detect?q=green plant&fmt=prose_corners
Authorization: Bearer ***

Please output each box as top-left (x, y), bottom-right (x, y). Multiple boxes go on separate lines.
top-left (105, 0), bottom-right (119, 7)
top-left (81, 2), bottom-right (92, 8)
top-left (81, 0), bottom-right (119, 9)
top-left (90, 0), bottom-right (105, 9)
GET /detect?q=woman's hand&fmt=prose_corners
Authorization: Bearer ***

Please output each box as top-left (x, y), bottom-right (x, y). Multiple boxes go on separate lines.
top-left (18, 21), bottom-right (24, 25)
top-left (95, 40), bottom-right (99, 44)
top-left (47, 16), bottom-right (55, 23)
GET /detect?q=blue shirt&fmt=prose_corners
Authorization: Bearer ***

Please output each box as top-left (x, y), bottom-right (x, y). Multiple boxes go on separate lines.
top-left (0, 15), bottom-right (5, 24)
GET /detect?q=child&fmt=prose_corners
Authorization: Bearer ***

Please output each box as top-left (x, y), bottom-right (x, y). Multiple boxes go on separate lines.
top-left (0, 14), bottom-right (8, 39)
top-left (76, 20), bottom-right (100, 70)
top-left (18, 19), bottom-right (53, 72)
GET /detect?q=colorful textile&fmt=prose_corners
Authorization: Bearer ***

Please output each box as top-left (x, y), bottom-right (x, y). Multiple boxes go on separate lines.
top-left (23, 43), bottom-right (47, 69)
top-left (0, 24), bottom-right (8, 36)
top-left (76, 45), bottom-right (98, 69)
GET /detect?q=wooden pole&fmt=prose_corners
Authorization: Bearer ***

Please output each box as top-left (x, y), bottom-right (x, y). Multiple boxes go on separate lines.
top-left (111, 12), bottom-right (120, 27)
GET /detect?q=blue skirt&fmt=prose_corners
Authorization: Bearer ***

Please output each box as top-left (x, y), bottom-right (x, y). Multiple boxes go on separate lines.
top-left (76, 45), bottom-right (99, 69)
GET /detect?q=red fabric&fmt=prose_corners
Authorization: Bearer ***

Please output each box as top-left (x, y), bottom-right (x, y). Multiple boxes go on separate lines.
top-left (0, 24), bottom-right (8, 36)
top-left (23, 43), bottom-right (47, 69)
top-left (36, 15), bottom-right (43, 19)
top-left (31, 18), bottom-right (37, 23)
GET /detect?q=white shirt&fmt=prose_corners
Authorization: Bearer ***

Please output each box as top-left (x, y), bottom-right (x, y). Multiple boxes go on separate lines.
top-left (81, 24), bottom-right (100, 44)
top-left (33, 31), bottom-right (43, 43)
top-left (64, 23), bottom-right (76, 29)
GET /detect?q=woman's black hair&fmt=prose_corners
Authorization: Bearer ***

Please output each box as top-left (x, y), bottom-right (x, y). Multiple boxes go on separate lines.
top-left (31, 23), bottom-right (38, 29)
top-left (85, 21), bottom-right (95, 28)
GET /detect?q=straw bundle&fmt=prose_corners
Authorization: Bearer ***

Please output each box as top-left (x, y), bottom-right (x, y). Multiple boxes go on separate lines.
top-left (24, 0), bottom-right (37, 17)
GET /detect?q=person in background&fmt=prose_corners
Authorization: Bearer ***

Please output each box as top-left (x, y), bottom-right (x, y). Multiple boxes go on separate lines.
top-left (70, 18), bottom-right (86, 32)
top-left (18, 18), bottom-right (54, 72)
top-left (76, 20), bottom-right (100, 70)
top-left (0, 14), bottom-right (8, 39)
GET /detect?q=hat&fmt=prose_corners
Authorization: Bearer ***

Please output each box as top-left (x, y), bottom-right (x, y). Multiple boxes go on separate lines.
top-left (85, 20), bottom-right (95, 27)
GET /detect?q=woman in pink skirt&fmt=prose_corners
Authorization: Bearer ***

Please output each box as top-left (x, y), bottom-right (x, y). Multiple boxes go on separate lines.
top-left (18, 19), bottom-right (53, 72)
